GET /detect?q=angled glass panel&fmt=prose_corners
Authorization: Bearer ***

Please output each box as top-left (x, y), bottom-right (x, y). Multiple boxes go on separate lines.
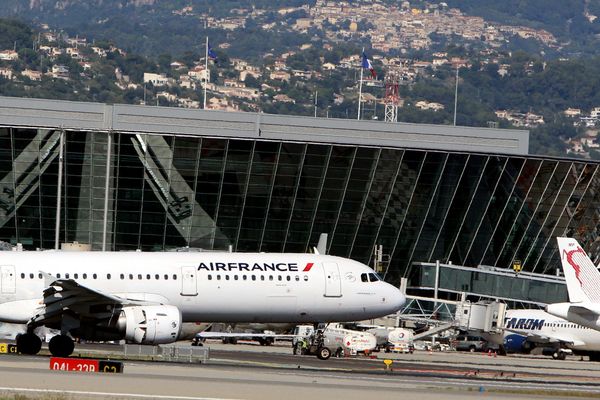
top-left (411, 153), bottom-right (468, 264)
top-left (351, 148), bottom-right (403, 264)
top-left (471, 157), bottom-right (525, 266)
top-left (495, 160), bottom-right (556, 269)
top-left (376, 150), bottom-right (425, 282)
top-left (262, 142), bottom-right (305, 252)
top-left (311, 146), bottom-right (356, 252)
top-left (429, 155), bottom-right (487, 263)
top-left (513, 161), bottom-right (570, 270)
top-left (284, 144), bottom-right (330, 252)
top-left (329, 147), bottom-right (378, 258)
top-left (213, 139), bottom-right (253, 247)
top-left (236, 141), bottom-right (280, 251)
top-left (450, 156), bottom-right (505, 266)
top-left (396, 151), bottom-right (447, 276)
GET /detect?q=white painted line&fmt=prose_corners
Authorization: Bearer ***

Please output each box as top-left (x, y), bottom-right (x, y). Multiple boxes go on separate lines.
top-left (0, 387), bottom-right (241, 400)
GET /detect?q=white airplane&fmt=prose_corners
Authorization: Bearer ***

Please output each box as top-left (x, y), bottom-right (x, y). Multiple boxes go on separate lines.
top-left (496, 309), bottom-right (600, 361)
top-left (546, 237), bottom-right (600, 333)
top-left (0, 251), bottom-right (405, 357)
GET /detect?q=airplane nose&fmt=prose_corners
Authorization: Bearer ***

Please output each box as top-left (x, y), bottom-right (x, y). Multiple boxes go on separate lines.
top-left (386, 284), bottom-right (406, 312)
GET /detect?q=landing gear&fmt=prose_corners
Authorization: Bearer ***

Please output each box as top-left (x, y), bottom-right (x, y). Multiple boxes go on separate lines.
top-left (48, 335), bottom-right (75, 357)
top-left (552, 350), bottom-right (567, 360)
top-left (16, 332), bottom-right (42, 355)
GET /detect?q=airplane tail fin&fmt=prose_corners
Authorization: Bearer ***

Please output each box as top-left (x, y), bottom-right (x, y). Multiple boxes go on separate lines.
top-left (557, 237), bottom-right (600, 303)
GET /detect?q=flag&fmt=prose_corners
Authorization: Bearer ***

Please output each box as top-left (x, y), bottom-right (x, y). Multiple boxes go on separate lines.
top-left (361, 51), bottom-right (376, 79)
top-left (207, 42), bottom-right (218, 63)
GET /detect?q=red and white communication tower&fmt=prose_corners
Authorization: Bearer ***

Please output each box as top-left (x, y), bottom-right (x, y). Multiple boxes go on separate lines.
top-left (384, 71), bottom-right (401, 122)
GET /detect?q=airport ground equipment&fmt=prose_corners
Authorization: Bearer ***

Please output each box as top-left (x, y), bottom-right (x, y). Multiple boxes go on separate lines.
top-left (292, 323), bottom-right (377, 359)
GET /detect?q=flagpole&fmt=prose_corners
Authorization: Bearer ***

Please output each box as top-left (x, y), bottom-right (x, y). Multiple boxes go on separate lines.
top-left (203, 36), bottom-right (208, 109)
top-left (357, 47), bottom-right (364, 120)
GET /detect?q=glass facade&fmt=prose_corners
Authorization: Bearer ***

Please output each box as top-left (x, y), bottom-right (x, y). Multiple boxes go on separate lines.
top-left (1, 126), bottom-right (599, 287)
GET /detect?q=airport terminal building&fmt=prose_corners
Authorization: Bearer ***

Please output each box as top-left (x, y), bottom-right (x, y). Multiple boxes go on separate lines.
top-left (0, 96), bottom-right (597, 289)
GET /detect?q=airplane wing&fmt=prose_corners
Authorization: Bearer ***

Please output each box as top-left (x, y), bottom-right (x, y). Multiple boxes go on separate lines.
top-left (507, 330), bottom-right (584, 348)
top-left (28, 273), bottom-right (154, 329)
top-left (196, 332), bottom-right (298, 339)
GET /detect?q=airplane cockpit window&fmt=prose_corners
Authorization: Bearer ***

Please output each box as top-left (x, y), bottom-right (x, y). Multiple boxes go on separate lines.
top-left (368, 273), bottom-right (380, 282)
top-left (361, 273), bottom-right (368, 282)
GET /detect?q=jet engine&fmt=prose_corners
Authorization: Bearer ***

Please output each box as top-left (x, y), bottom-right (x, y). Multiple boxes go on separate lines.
top-left (116, 305), bottom-right (182, 345)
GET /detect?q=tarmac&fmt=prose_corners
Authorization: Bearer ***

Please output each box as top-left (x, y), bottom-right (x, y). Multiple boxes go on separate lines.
top-left (1, 340), bottom-right (600, 400)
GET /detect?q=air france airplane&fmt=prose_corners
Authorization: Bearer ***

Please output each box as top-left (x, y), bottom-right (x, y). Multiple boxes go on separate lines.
top-left (546, 237), bottom-right (600, 334)
top-left (0, 251), bottom-right (405, 357)
top-left (497, 309), bottom-right (600, 361)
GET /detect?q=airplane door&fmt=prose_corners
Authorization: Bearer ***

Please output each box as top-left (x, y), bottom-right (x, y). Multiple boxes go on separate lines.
top-left (323, 262), bottom-right (342, 297)
top-left (180, 266), bottom-right (198, 296)
top-left (0, 265), bottom-right (15, 294)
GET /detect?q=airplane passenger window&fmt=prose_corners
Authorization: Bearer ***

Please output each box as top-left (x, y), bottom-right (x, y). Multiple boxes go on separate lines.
top-left (304, 276), bottom-right (308, 281)
top-left (146, 274), bottom-right (151, 280)
top-left (20, 273), bottom-right (24, 279)
top-left (269, 275), bottom-right (273, 281)
top-left (286, 276), bottom-right (291, 281)
top-left (57, 274), bottom-right (61, 279)
top-left (164, 274), bottom-right (168, 280)
top-left (217, 275), bottom-right (221, 280)
top-left (29, 273), bottom-right (33, 279)
top-left (74, 274), bottom-right (78, 279)
top-left (120, 274), bottom-right (124, 279)
top-left (129, 274), bottom-right (133, 280)
top-left (234, 275), bottom-right (238, 280)
top-left (138, 274), bottom-right (142, 280)
top-left (361, 273), bottom-right (368, 282)
top-left (225, 275), bottom-right (230, 280)
top-left (243, 275), bottom-right (247, 280)
top-left (260, 275), bottom-right (264, 281)
top-left (252, 275), bottom-right (256, 281)
top-left (208, 275), bottom-right (212, 280)
top-left (155, 274), bottom-right (159, 280)
top-left (65, 273), bottom-right (70, 279)
top-left (83, 273), bottom-right (87, 279)
top-left (38, 273), bottom-right (42, 279)
top-left (173, 274), bottom-right (177, 280)
top-left (295, 275), bottom-right (300, 281)
top-left (93, 274), bottom-right (97, 279)
top-left (107, 274), bottom-right (111, 279)
top-left (278, 275), bottom-right (282, 281)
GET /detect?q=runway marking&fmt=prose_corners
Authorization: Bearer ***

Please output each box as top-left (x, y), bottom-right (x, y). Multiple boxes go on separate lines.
top-left (0, 387), bottom-right (241, 400)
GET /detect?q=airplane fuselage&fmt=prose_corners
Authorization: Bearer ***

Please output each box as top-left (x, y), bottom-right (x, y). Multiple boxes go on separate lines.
top-left (0, 251), bottom-right (404, 324)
